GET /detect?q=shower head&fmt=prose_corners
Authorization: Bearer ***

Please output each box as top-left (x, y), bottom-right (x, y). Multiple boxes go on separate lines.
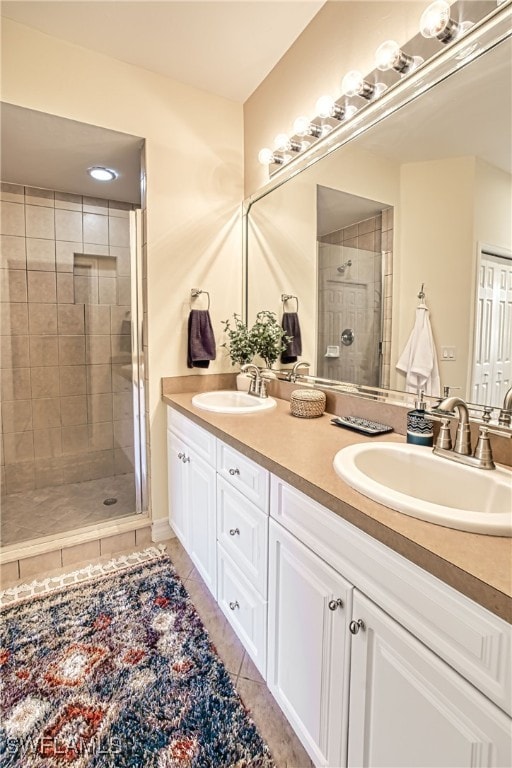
top-left (337, 260), bottom-right (352, 274)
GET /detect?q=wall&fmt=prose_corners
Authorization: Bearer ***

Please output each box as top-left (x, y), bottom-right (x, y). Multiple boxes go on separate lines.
top-left (396, 156), bottom-right (480, 395)
top-left (1, 19), bottom-right (243, 528)
top-left (1, 183), bottom-right (133, 495)
top-left (244, 1), bottom-right (421, 195)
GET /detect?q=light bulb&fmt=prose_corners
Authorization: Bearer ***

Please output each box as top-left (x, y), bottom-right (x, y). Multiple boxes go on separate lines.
top-left (375, 40), bottom-right (423, 74)
top-left (316, 95), bottom-right (336, 118)
top-left (341, 70), bottom-right (365, 97)
top-left (274, 133), bottom-right (291, 151)
top-left (258, 148), bottom-right (275, 166)
top-left (293, 116), bottom-right (312, 136)
top-left (88, 166), bottom-right (117, 181)
top-left (341, 70), bottom-right (387, 100)
top-left (420, 1), bottom-right (472, 43)
top-left (316, 95), bottom-right (358, 122)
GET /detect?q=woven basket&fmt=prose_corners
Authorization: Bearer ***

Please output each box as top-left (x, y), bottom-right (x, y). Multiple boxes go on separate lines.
top-left (290, 389), bottom-right (326, 418)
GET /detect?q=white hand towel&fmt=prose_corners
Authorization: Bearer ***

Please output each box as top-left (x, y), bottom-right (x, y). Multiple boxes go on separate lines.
top-left (396, 306), bottom-right (440, 396)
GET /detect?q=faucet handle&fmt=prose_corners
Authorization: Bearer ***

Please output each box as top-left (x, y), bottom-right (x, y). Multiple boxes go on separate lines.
top-left (435, 417), bottom-right (452, 450)
top-left (474, 426), bottom-right (496, 470)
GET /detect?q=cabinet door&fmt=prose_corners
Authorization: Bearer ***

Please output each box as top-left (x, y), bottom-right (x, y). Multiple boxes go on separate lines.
top-left (267, 520), bottom-right (352, 768)
top-left (187, 449), bottom-right (217, 598)
top-left (167, 431), bottom-right (188, 546)
top-left (348, 591), bottom-right (512, 768)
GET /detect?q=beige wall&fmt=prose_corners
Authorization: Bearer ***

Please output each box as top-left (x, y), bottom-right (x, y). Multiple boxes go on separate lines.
top-left (244, 1), bottom-right (422, 196)
top-left (1, 19), bottom-right (244, 525)
top-left (396, 157), bottom-right (475, 394)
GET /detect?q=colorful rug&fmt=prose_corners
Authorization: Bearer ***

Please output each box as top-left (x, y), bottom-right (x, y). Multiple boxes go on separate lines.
top-left (0, 548), bottom-right (274, 767)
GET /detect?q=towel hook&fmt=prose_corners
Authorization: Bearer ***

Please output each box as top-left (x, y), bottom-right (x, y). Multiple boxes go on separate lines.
top-left (417, 283), bottom-right (426, 301)
top-left (190, 288), bottom-right (210, 311)
top-left (281, 293), bottom-right (299, 313)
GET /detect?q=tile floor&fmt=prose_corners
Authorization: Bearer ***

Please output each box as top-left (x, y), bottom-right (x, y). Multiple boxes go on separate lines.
top-left (1, 473), bottom-right (136, 546)
top-left (1, 536), bottom-right (314, 768)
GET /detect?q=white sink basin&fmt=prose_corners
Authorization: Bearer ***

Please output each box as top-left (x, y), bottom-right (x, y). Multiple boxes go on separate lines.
top-left (333, 442), bottom-right (512, 536)
top-left (192, 390), bottom-right (276, 414)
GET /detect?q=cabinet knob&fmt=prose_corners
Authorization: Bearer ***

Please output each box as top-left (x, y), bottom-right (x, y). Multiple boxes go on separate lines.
top-left (328, 598), bottom-right (343, 611)
top-left (229, 528), bottom-right (240, 536)
top-left (182, 455), bottom-right (190, 463)
top-left (349, 618), bottom-right (365, 635)
top-left (229, 600), bottom-right (240, 611)
top-left (177, 452), bottom-right (184, 459)
top-left (228, 467), bottom-right (240, 476)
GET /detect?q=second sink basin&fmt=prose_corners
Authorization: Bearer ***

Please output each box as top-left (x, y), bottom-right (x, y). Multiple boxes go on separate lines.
top-left (333, 442), bottom-right (512, 536)
top-left (192, 390), bottom-right (276, 414)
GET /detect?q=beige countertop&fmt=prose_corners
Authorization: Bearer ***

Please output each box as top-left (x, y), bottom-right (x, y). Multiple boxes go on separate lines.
top-left (163, 390), bottom-right (512, 624)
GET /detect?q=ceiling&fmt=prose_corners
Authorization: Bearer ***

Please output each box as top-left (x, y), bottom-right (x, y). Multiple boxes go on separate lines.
top-left (1, 1), bottom-right (325, 103)
top-left (1, 2), bottom-right (510, 207)
top-left (1, 0), bottom-right (324, 202)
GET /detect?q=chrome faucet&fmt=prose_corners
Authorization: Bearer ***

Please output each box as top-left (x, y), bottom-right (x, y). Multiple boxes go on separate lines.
top-left (288, 361), bottom-right (310, 383)
top-left (432, 395), bottom-right (511, 470)
top-left (241, 363), bottom-right (268, 398)
top-left (498, 386), bottom-right (512, 427)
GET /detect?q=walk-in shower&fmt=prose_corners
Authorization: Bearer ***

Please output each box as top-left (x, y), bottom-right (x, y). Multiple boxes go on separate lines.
top-left (1, 182), bottom-right (146, 547)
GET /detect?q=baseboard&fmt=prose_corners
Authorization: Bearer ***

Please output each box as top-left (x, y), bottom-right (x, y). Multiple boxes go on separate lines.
top-left (152, 518), bottom-right (174, 542)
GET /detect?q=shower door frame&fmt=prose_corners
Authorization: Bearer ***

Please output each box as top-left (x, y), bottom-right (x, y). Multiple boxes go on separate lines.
top-left (130, 208), bottom-right (147, 514)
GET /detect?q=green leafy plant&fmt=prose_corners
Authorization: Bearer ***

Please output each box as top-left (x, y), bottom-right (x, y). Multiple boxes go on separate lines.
top-left (250, 310), bottom-right (291, 369)
top-left (220, 314), bottom-right (255, 367)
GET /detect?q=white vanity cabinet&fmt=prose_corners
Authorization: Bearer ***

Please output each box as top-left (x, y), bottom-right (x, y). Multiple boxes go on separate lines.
top-left (216, 442), bottom-right (270, 677)
top-left (167, 409), bottom-right (217, 597)
top-left (348, 590), bottom-right (512, 768)
top-left (269, 476), bottom-right (512, 768)
top-left (267, 519), bottom-right (352, 767)
top-left (166, 406), bottom-right (511, 768)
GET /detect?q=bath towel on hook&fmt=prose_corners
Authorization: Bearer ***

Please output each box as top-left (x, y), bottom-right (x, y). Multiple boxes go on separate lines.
top-left (396, 304), bottom-right (440, 396)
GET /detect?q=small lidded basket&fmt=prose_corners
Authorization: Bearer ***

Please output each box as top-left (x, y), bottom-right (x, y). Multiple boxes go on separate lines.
top-left (290, 389), bottom-right (326, 418)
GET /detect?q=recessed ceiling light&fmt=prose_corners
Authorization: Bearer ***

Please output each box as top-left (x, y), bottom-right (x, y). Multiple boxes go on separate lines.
top-left (88, 166), bottom-right (117, 182)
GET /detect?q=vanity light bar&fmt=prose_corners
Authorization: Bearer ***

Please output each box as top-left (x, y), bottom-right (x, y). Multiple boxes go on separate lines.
top-left (258, 0), bottom-right (475, 171)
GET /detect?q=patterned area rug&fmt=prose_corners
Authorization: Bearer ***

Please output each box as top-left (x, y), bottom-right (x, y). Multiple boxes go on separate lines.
top-left (0, 549), bottom-right (274, 767)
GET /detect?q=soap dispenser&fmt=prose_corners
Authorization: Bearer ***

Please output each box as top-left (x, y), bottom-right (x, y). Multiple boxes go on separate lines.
top-left (406, 390), bottom-right (434, 446)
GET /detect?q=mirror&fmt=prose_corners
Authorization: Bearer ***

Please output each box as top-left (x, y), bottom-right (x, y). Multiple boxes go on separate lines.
top-left (246, 7), bottom-right (511, 412)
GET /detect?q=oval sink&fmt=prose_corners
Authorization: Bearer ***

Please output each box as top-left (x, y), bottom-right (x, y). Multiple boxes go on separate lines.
top-left (333, 442), bottom-right (512, 536)
top-left (192, 390), bottom-right (276, 414)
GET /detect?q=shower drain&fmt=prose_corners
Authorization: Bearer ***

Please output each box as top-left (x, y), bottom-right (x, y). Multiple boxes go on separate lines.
top-left (103, 497), bottom-right (118, 506)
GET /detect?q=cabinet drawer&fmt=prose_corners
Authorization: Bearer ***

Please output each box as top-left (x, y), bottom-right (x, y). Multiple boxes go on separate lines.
top-left (167, 407), bottom-right (216, 464)
top-left (271, 476), bottom-right (512, 716)
top-left (217, 544), bottom-right (267, 677)
top-left (217, 477), bottom-right (268, 598)
top-left (217, 441), bottom-right (269, 512)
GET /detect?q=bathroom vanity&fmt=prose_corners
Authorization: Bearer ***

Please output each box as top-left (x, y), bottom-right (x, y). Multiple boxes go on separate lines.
top-left (164, 392), bottom-right (511, 768)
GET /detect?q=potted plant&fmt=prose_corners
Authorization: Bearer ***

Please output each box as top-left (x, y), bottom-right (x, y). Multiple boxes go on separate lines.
top-left (250, 310), bottom-right (291, 371)
top-left (221, 314), bottom-right (256, 390)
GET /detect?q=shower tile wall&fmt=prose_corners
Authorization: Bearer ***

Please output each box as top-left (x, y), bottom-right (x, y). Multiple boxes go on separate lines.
top-left (318, 210), bottom-right (393, 387)
top-left (0, 182), bottom-right (134, 496)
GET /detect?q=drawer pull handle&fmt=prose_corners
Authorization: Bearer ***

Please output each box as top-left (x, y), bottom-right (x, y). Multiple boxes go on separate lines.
top-left (229, 601), bottom-right (240, 611)
top-left (349, 619), bottom-right (365, 635)
top-left (229, 528), bottom-right (240, 536)
top-left (328, 598), bottom-right (343, 611)
top-left (228, 467), bottom-right (240, 476)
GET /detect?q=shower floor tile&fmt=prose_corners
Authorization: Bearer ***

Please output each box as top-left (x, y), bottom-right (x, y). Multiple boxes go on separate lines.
top-left (1, 473), bottom-right (136, 547)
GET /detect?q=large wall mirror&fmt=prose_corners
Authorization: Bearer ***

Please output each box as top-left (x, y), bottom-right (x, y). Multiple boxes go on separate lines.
top-left (245, 2), bottom-right (511, 413)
